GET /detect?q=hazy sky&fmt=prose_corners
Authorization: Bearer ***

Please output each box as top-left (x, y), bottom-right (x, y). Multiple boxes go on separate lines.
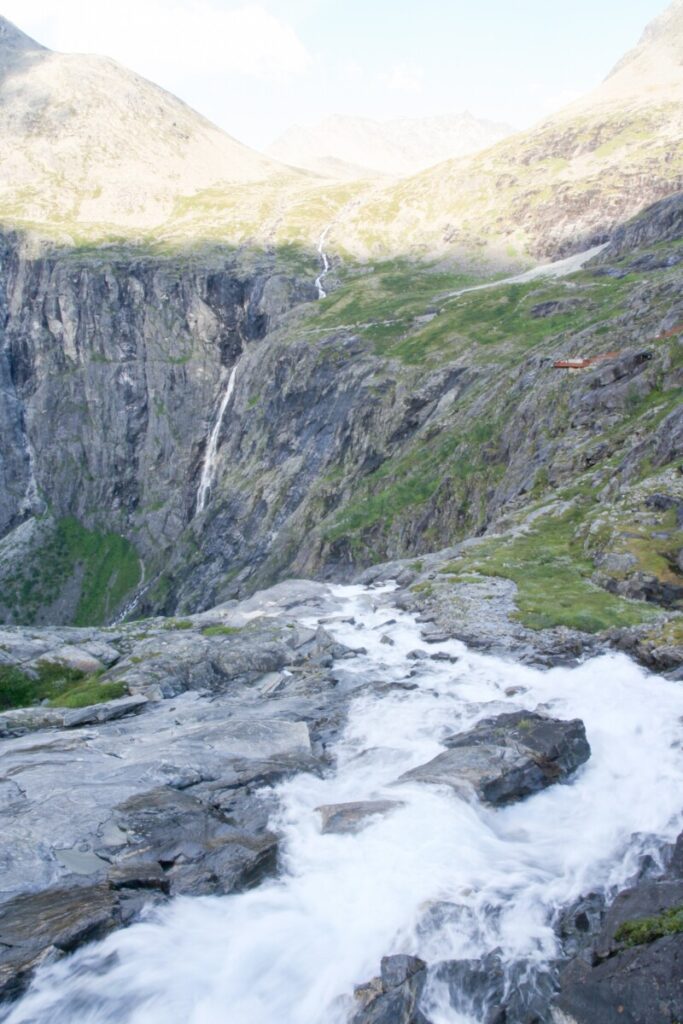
top-left (2, 0), bottom-right (669, 148)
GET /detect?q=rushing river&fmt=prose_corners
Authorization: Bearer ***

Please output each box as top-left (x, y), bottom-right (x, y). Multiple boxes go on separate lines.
top-left (5, 584), bottom-right (683, 1024)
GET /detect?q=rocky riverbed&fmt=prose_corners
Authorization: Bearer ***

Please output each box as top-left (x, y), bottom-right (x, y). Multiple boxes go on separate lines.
top-left (1, 575), bottom-right (682, 1022)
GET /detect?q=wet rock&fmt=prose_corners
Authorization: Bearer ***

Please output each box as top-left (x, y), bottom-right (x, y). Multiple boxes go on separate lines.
top-left (98, 783), bottom-right (281, 898)
top-left (398, 711), bottom-right (590, 806)
top-left (553, 855), bottom-right (683, 1024)
top-left (316, 800), bottom-right (403, 835)
top-left (433, 954), bottom-right (557, 1024)
top-left (352, 955), bottom-right (429, 1024)
top-left (0, 884), bottom-right (120, 1001)
top-left (552, 936), bottom-right (683, 1024)
top-left (554, 892), bottom-right (606, 958)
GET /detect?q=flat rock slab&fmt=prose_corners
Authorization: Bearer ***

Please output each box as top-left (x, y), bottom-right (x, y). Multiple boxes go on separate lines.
top-left (398, 711), bottom-right (590, 806)
top-left (0, 695), bottom-right (148, 736)
top-left (316, 799), bottom-right (403, 835)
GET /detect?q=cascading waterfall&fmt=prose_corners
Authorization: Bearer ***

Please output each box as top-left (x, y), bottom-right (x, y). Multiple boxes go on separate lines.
top-left (195, 361), bottom-right (239, 515)
top-left (314, 228), bottom-right (331, 299)
top-left (5, 583), bottom-right (683, 1024)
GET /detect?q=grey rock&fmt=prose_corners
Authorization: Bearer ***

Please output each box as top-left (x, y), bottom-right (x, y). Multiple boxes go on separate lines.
top-left (352, 954), bottom-right (428, 1024)
top-left (398, 711), bottom-right (590, 806)
top-left (0, 696), bottom-right (148, 736)
top-left (433, 954), bottom-right (557, 1024)
top-left (0, 884), bottom-right (119, 1001)
top-left (316, 800), bottom-right (403, 835)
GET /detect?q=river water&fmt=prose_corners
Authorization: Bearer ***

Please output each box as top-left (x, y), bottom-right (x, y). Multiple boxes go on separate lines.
top-left (5, 584), bottom-right (683, 1023)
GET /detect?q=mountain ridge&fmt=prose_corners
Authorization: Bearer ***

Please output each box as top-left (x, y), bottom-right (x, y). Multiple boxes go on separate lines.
top-left (267, 111), bottom-right (513, 179)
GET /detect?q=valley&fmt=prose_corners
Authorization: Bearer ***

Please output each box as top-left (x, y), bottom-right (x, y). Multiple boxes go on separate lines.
top-left (0, 3), bottom-right (682, 1022)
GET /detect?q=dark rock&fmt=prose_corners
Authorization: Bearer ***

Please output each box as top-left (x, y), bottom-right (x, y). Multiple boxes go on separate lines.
top-left (398, 711), bottom-right (590, 806)
top-left (98, 782), bottom-right (280, 898)
top-left (554, 892), bottom-right (606, 958)
top-left (433, 954), bottom-right (557, 1024)
top-left (0, 884), bottom-right (120, 1001)
top-left (553, 861), bottom-right (683, 1023)
top-left (380, 954), bottom-right (426, 990)
top-left (552, 935), bottom-right (683, 1024)
top-left (352, 954), bottom-right (428, 1024)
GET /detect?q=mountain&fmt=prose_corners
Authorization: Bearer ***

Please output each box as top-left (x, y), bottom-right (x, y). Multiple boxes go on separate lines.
top-left (333, 0), bottom-right (683, 262)
top-left (266, 112), bottom-right (513, 178)
top-left (577, 0), bottom-right (683, 112)
top-left (0, 16), bottom-right (291, 236)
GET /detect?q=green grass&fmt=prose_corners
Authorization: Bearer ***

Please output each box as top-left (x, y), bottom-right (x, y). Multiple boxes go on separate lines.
top-left (442, 506), bottom-right (658, 633)
top-left (0, 662), bottom-right (127, 711)
top-left (615, 906), bottom-right (683, 947)
top-left (0, 517), bottom-right (141, 626)
top-left (163, 618), bottom-right (195, 631)
top-left (324, 415), bottom-right (504, 551)
top-left (201, 624), bottom-right (242, 637)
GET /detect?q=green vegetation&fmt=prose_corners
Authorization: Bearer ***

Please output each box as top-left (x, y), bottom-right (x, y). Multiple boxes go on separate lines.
top-left (324, 415), bottom-right (504, 553)
top-left (163, 619), bottom-right (195, 631)
top-left (201, 624), bottom-right (242, 637)
top-left (0, 662), bottom-right (126, 711)
top-left (615, 906), bottom-right (683, 947)
top-left (441, 506), bottom-right (658, 633)
top-left (0, 517), bottom-right (141, 626)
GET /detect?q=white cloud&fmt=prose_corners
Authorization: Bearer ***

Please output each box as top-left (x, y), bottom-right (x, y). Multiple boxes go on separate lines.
top-left (3, 0), bottom-right (313, 78)
top-left (379, 63), bottom-right (424, 94)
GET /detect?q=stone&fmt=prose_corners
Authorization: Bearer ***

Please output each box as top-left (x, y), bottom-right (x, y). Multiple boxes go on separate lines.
top-left (434, 954), bottom-right (557, 1024)
top-left (35, 645), bottom-right (105, 675)
top-left (397, 711), bottom-right (590, 806)
top-left (316, 800), bottom-right (403, 835)
top-left (553, 858), bottom-right (683, 1024)
top-left (0, 884), bottom-right (120, 1001)
top-left (352, 954), bottom-right (428, 1024)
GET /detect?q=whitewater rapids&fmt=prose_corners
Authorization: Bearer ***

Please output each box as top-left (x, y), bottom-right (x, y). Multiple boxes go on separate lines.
top-left (4, 583), bottom-right (683, 1024)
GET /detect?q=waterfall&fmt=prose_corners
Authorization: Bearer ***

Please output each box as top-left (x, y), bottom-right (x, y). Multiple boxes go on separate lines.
top-left (314, 228), bottom-right (332, 299)
top-left (195, 361), bottom-right (239, 515)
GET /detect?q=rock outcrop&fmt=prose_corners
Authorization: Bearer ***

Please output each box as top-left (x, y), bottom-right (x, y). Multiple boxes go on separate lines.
top-left (552, 835), bottom-right (683, 1024)
top-left (398, 711), bottom-right (591, 806)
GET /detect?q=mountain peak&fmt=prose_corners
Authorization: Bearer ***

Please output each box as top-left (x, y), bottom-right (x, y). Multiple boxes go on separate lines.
top-left (0, 16), bottom-right (45, 57)
top-left (599, 0), bottom-right (683, 103)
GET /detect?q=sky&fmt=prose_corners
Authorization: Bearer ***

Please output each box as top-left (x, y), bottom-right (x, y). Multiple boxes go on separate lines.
top-left (1, 0), bottom-right (670, 149)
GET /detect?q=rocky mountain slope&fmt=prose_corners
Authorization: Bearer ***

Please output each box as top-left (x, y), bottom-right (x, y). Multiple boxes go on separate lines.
top-left (0, 190), bottom-right (681, 673)
top-left (266, 112), bottom-right (513, 178)
top-left (0, 16), bottom-right (292, 236)
top-left (333, 0), bottom-right (683, 262)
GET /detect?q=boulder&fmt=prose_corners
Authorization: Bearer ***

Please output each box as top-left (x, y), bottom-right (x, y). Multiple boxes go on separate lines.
top-left (553, 866), bottom-right (683, 1023)
top-left (35, 645), bottom-right (105, 675)
top-left (398, 711), bottom-right (590, 806)
top-left (352, 955), bottom-right (429, 1024)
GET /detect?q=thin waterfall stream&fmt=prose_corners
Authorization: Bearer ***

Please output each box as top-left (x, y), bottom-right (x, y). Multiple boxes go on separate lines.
top-left (195, 361), bottom-right (239, 515)
top-left (315, 228), bottom-right (332, 299)
top-left (4, 583), bottom-right (683, 1024)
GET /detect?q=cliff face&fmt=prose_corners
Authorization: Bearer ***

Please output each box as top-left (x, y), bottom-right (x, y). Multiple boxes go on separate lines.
top-left (0, 239), bottom-right (318, 621)
top-left (1, 193), bottom-right (682, 625)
